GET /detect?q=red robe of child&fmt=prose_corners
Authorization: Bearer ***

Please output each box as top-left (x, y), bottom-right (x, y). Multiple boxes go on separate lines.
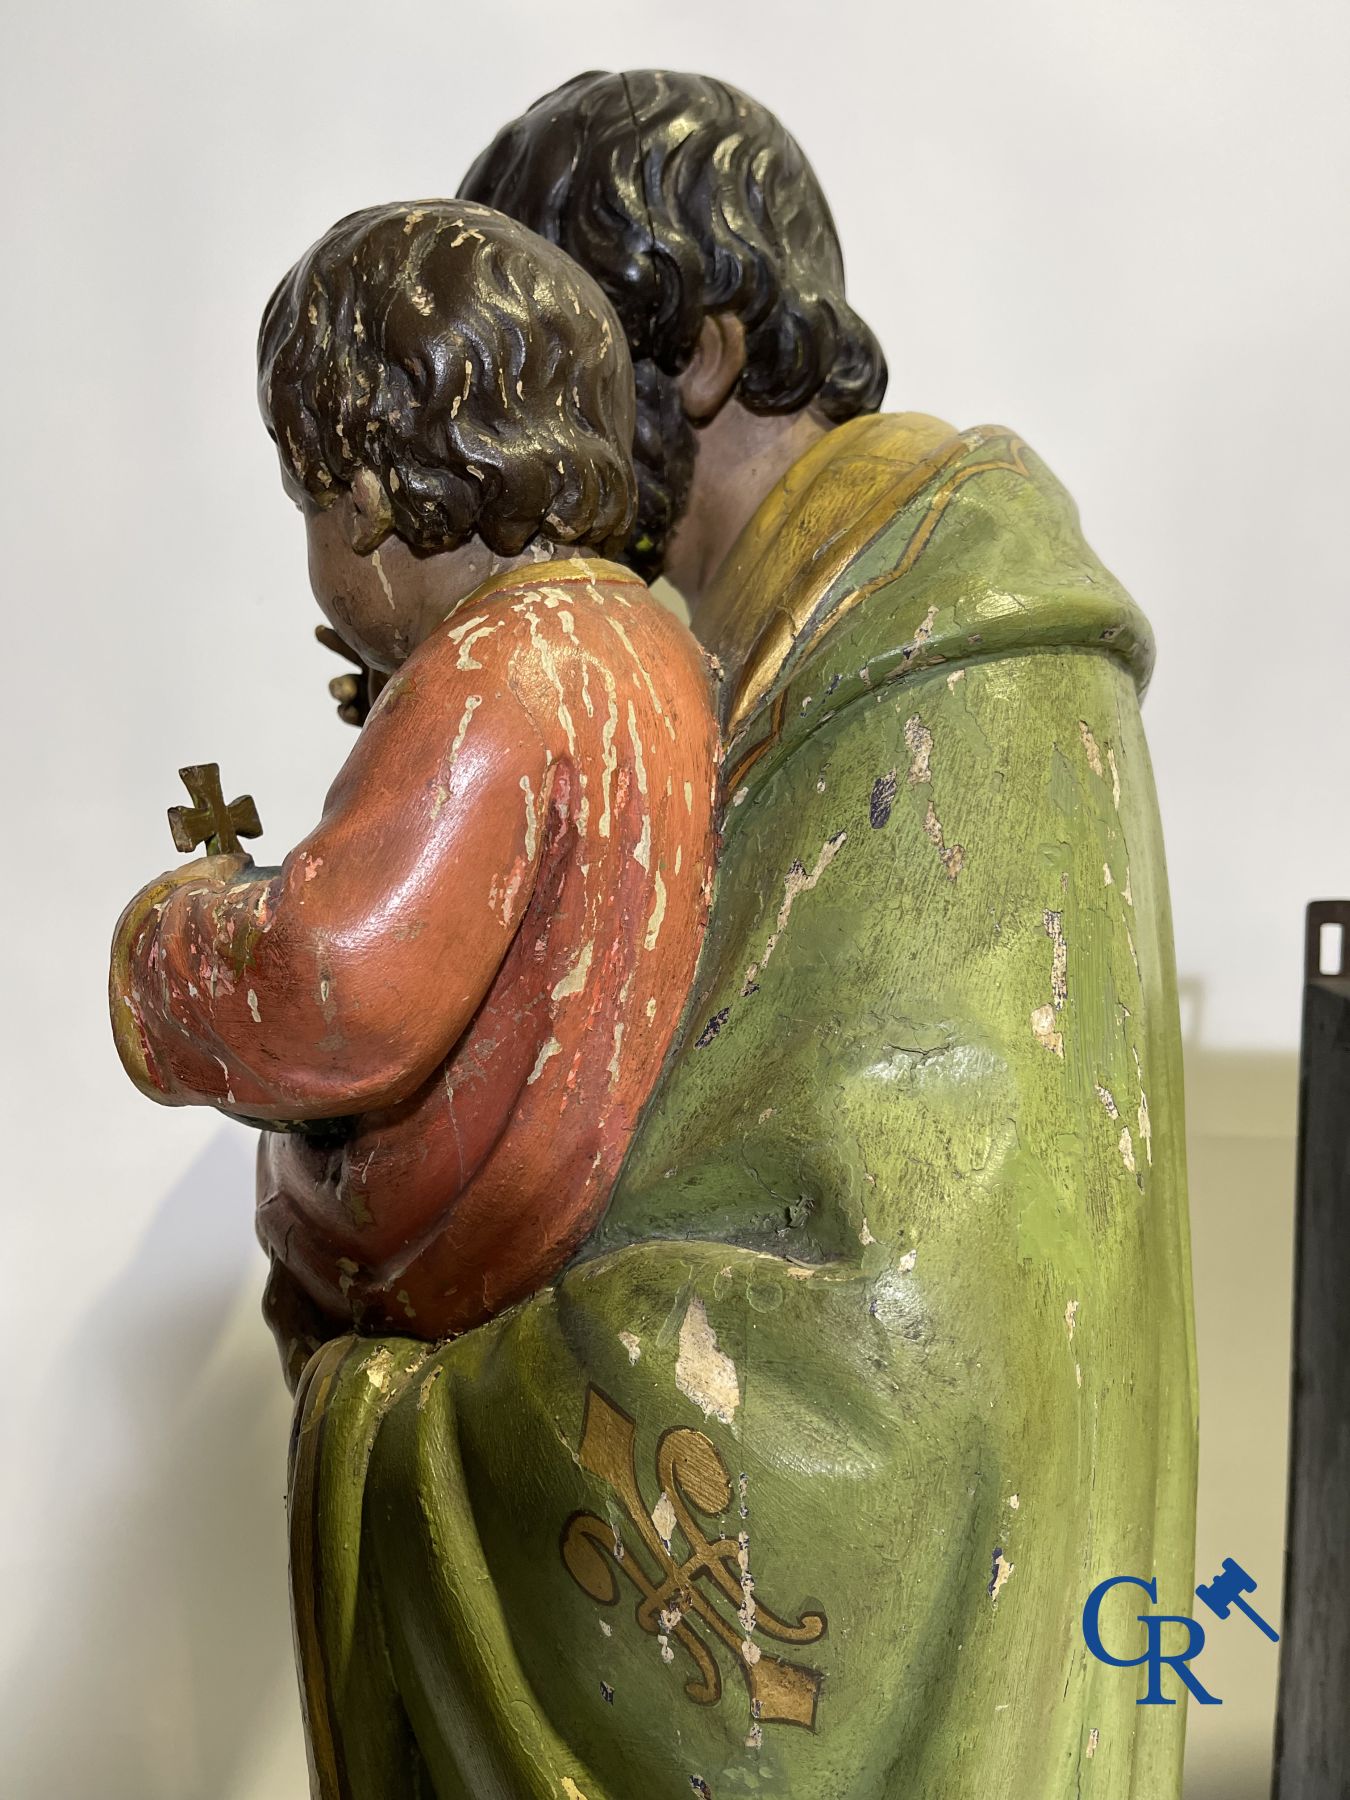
top-left (111, 556), bottom-right (718, 1342)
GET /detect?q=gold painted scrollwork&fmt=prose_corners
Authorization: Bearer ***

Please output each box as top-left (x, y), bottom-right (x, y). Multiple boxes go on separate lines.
top-left (560, 1388), bottom-right (826, 1730)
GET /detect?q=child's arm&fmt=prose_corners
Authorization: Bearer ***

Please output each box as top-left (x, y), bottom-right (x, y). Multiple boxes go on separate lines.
top-left (110, 638), bottom-right (553, 1122)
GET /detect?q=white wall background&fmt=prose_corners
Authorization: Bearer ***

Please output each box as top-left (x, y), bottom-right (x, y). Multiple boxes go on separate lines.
top-left (2, 2), bottom-right (1345, 1795)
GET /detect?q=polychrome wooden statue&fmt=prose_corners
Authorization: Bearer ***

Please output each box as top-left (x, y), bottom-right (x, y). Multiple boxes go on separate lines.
top-left (109, 73), bottom-right (1197, 1800)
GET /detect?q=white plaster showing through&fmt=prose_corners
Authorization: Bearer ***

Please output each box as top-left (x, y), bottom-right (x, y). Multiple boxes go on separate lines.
top-left (1031, 1003), bottom-right (1063, 1057)
top-left (605, 612), bottom-right (675, 739)
top-left (445, 612), bottom-right (488, 643)
top-left (448, 693), bottom-right (482, 763)
top-left (625, 700), bottom-right (650, 804)
top-left (527, 1036), bottom-right (561, 1085)
top-left (370, 547), bottom-right (396, 608)
top-left (551, 941), bottom-right (594, 1003)
top-left (652, 1490), bottom-right (677, 1551)
top-left (906, 603), bottom-right (939, 655)
top-left (675, 1296), bottom-right (740, 1425)
top-left (904, 715), bottom-right (933, 784)
top-left (1044, 910), bottom-right (1068, 1008)
top-left (519, 775), bottom-right (538, 862)
top-left (644, 872), bottom-right (667, 952)
top-left (363, 1345), bottom-right (396, 1393)
top-left (596, 671), bottom-right (620, 838)
top-left (922, 800), bottom-right (964, 879)
top-left (990, 1551), bottom-right (1015, 1603)
top-left (455, 623), bottom-right (498, 670)
top-left (1032, 909), bottom-right (1069, 1055)
top-left (737, 1527), bottom-right (758, 1650)
top-left (743, 831), bottom-right (847, 994)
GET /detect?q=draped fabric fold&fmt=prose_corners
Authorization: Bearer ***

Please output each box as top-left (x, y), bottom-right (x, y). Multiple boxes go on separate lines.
top-left (289, 417), bottom-right (1196, 1800)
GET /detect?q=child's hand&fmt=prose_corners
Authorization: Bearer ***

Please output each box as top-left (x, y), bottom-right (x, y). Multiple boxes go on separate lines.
top-left (317, 625), bottom-right (381, 727)
top-left (122, 852), bottom-right (252, 917)
top-left (167, 851), bottom-right (253, 890)
top-left (112, 853), bottom-right (252, 965)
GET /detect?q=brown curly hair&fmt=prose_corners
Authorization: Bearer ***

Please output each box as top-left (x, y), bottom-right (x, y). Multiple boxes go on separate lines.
top-left (461, 71), bottom-right (886, 576)
top-left (258, 200), bottom-right (637, 558)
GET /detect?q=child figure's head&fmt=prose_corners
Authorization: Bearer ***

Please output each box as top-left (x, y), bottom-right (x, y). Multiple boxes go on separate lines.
top-left (258, 201), bottom-right (637, 670)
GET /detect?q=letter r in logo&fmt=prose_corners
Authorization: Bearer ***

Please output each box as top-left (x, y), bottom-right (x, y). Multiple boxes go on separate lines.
top-left (1082, 1575), bottom-right (1221, 1706)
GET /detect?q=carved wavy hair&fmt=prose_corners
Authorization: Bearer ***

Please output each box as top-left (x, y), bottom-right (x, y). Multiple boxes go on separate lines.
top-left (258, 201), bottom-right (637, 557)
top-left (461, 70), bottom-right (887, 577)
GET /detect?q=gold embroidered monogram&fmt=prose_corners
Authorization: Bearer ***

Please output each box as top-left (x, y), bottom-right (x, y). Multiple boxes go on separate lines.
top-left (560, 1387), bottom-right (826, 1729)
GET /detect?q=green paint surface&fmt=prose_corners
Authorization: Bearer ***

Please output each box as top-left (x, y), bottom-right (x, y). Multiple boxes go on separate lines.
top-left (291, 432), bottom-right (1197, 1798)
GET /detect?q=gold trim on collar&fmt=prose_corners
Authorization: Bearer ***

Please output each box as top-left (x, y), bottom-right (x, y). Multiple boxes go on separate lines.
top-left (457, 553), bottom-right (642, 613)
top-left (696, 413), bottom-right (959, 734)
top-left (719, 429), bottom-right (1030, 795)
top-left (788, 437), bottom-right (1028, 677)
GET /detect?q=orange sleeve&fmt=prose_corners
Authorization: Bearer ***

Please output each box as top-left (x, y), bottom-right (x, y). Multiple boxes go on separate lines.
top-left (111, 627), bottom-right (552, 1121)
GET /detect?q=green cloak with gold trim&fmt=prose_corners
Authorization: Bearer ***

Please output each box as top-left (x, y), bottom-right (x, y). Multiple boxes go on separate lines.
top-left (289, 416), bottom-right (1197, 1800)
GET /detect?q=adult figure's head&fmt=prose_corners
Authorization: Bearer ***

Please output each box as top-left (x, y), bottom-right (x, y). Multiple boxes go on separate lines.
top-left (461, 71), bottom-right (886, 609)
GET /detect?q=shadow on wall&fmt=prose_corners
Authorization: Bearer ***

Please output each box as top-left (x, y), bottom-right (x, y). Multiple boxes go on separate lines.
top-left (5, 1047), bottom-right (1300, 1799)
top-left (1183, 1044), bottom-right (1298, 1800)
top-left (9, 1131), bottom-right (300, 1800)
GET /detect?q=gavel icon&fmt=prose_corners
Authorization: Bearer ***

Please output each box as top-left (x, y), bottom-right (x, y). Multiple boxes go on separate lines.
top-left (1194, 1557), bottom-right (1280, 1642)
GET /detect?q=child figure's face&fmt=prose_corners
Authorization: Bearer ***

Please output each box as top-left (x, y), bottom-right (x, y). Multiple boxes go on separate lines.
top-left (305, 472), bottom-right (520, 672)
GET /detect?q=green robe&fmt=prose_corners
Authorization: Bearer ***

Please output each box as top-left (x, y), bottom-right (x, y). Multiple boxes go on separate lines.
top-left (290, 417), bottom-right (1197, 1800)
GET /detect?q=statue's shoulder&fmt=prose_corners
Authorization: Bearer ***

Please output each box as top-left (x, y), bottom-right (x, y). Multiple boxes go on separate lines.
top-left (411, 554), bottom-right (685, 672)
top-left (467, 554), bottom-right (699, 652)
top-left (723, 415), bottom-right (1154, 799)
top-left (407, 556), bottom-right (717, 757)
top-left (442, 554), bottom-right (648, 621)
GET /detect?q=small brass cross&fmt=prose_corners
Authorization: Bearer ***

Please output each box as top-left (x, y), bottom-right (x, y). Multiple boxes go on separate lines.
top-left (167, 763), bottom-right (263, 857)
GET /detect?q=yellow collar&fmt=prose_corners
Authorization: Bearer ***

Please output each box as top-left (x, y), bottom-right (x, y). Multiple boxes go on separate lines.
top-left (695, 412), bottom-right (958, 732)
top-left (456, 552), bottom-right (642, 613)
